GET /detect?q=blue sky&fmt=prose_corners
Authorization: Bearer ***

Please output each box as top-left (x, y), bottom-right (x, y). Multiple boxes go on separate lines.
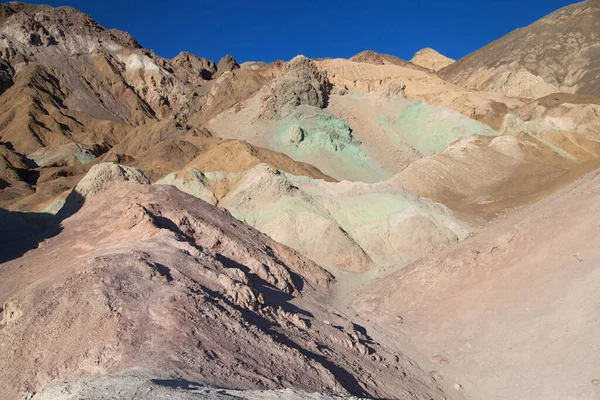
top-left (15, 0), bottom-right (579, 63)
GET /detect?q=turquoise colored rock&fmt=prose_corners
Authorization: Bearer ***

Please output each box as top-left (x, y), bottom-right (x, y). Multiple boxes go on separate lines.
top-left (274, 108), bottom-right (387, 183)
top-left (375, 100), bottom-right (499, 156)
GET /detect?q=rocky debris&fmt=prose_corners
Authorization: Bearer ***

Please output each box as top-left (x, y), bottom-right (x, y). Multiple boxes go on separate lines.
top-left (259, 55), bottom-right (331, 119)
top-left (31, 373), bottom-right (365, 400)
top-left (0, 155), bottom-right (20, 184)
top-left (173, 51), bottom-right (217, 80)
top-left (0, 145), bottom-right (27, 184)
top-left (441, 1), bottom-right (600, 97)
top-left (410, 48), bottom-right (454, 72)
top-left (381, 82), bottom-right (407, 98)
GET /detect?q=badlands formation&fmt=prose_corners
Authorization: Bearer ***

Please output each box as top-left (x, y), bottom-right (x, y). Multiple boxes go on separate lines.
top-left (1, 1), bottom-right (600, 399)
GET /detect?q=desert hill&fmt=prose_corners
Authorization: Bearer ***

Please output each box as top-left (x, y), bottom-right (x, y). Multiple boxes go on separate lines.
top-left (0, 164), bottom-right (446, 400)
top-left (2, 1), bottom-right (600, 399)
top-left (157, 164), bottom-right (470, 272)
top-left (441, 1), bottom-right (600, 98)
top-left (410, 48), bottom-right (454, 72)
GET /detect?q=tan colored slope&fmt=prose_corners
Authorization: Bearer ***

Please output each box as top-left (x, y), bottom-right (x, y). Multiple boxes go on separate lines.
top-left (392, 134), bottom-right (578, 218)
top-left (207, 56), bottom-right (506, 183)
top-left (0, 64), bottom-right (134, 155)
top-left (315, 57), bottom-right (524, 128)
top-left (104, 123), bottom-right (334, 183)
top-left (441, 1), bottom-right (600, 98)
top-left (187, 66), bottom-right (274, 125)
top-left (102, 121), bottom-right (211, 162)
top-left (503, 93), bottom-right (600, 162)
top-left (2, 122), bottom-right (333, 211)
top-left (350, 50), bottom-right (408, 66)
top-left (317, 57), bottom-right (449, 95)
top-left (353, 167), bottom-right (600, 400)
top-left (0, 165), bottom-right (448, 400)
top-left (410, 48), bottom-right (454, 72)
top-left (157, 164), bottom-right (470, 272)
top-left (392, 128), bottom-right (600, 222)
top-left (184, 140), bottom-right (334, 181)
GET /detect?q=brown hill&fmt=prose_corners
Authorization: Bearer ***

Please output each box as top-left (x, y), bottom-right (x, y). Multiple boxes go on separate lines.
top-left (441, 1), bottom-right (600, 98)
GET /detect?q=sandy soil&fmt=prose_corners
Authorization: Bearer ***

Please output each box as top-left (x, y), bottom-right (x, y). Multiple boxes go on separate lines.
top-left (352, 168), bottom-right (600, 400)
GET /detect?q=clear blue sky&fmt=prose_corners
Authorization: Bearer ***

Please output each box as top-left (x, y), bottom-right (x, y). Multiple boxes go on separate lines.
top-left (11, 0), bottom-right (580, 63)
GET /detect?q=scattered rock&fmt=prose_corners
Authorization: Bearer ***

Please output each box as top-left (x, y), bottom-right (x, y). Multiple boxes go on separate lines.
top-left (432, 355), bottom-right (449, 366)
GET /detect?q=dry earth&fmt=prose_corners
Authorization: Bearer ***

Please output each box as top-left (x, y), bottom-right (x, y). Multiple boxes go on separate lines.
top-left (2, 1), bottom-right (600, 399)
top-left (0, 164), bottom-right (447, 400)
top-left (441, 1), bottom-right (600, 98)
top-left (352, 168), bottom-right (600, 400)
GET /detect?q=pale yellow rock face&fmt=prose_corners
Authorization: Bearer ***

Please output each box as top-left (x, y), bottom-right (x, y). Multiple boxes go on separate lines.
top-left (410, 48), bottom-right (455, 72)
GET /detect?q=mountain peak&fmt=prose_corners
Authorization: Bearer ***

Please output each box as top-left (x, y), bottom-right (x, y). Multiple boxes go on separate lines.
top-left (410, 47), bottom-right (454, 71)
top-left (349, 50), bottom-right (407, 66)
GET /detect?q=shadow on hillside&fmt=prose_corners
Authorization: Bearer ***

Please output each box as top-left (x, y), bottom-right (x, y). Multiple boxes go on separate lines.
top-left (202, 286), bottom-right (370, 398)
top-left (0, 190), bottom-right (84, 264)
top-left (0, 208), bottom-right (58, 264)
top-left (151, 378), bottom-right (203, 391)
